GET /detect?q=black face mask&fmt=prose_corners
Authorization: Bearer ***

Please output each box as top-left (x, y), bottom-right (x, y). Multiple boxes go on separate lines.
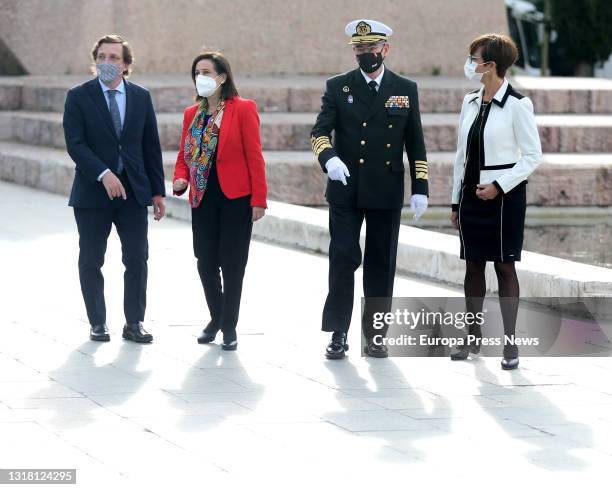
top-left (356, 51), bottom-right (384, 73)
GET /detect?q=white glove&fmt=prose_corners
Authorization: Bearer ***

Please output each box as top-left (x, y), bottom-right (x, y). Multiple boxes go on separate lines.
top-left (325, 157), bottom-right (350, 186)
top-left (410, 194), bottom-right (428, 221)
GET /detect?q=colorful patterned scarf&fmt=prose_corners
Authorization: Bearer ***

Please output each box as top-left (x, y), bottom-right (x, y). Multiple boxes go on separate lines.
top-left (184, 98), bottom-right (225, 208)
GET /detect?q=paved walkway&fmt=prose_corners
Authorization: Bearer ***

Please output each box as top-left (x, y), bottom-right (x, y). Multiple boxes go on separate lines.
top-left (0, 182), bottom-right (610, 488)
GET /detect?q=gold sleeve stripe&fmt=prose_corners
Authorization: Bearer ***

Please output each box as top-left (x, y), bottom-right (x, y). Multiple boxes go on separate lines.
top-left (311, 136), bottom-right (331, 147)
top-left (312, 139), bottom-right (332, 153)
top-left (311, 135), bottom-right (332, 157)
top-left (415, 160), bottom-right (427, 164)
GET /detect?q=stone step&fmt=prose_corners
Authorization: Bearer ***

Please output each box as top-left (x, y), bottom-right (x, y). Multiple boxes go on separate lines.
top-left (175, 150), bottom-right (608, 207)
top-left (2, 141), bottom-right (611, 207)
top-left (2, 110), bottom-right (612, 154)
top-left (1, 75), bottom-right (611, 114)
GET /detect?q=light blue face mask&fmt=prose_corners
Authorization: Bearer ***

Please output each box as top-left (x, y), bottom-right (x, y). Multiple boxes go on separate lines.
top-left (96, 63), bottom-right (122, 83)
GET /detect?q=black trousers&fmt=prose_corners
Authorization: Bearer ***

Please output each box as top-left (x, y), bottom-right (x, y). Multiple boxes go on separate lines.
top-left (322, 204), bottom-right (401, 339)
top-left (191, 171), bottom-right (253, 334)
top-left (73, 176), bottom-right (148, 326)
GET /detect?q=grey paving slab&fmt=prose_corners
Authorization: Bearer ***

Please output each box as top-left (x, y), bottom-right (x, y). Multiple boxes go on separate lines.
top-left (1, 181), bottom-right (611, 486)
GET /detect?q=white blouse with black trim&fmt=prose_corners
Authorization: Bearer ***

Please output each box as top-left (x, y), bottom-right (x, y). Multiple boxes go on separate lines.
top-left (451, 79), bottom-right (543, 209)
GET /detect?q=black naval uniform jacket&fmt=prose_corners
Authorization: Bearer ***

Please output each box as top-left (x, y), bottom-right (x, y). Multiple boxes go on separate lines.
top-left (311, 67), bottom-right (428, 210)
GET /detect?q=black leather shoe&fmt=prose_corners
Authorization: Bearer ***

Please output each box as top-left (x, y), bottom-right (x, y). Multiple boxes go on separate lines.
top-left (363, 339), bottom-right (389, 358)
top-left (122, 322), bottom-right (153, 343)
top-left (325, 332), bottom-right (349, 360)
top-left (90, 324), bottom-right (110, 342)
top-left (221, 330), bottom-right (237, 351)
top-left (197, 322), bottom-right (220, 344)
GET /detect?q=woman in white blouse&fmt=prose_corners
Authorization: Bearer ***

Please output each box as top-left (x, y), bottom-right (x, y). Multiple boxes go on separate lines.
top-left (449, 33), bottom-right (542, 369)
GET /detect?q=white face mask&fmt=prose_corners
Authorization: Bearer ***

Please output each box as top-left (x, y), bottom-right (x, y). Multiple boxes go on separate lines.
top-left (464, 57), bottom-right (489, 82)
top-left (195, 74), bottom-right (223, 97)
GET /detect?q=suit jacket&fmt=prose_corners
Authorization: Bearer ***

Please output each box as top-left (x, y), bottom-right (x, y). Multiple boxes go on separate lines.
top-left (173, 97), bottom-right (267, 208)
top-left (63, 77), bottom-right (165, 208)
top-left (311, 67), bottom-right (428, 210)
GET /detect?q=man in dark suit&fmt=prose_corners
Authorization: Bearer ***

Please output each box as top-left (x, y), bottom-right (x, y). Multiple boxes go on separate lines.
top-left (311, 20), bottom-right (429, 359)
top-left (63, 35), bottom-right (166, 343)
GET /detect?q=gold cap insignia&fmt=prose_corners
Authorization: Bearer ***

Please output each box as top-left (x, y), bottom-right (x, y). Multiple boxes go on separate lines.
top-left (346, 20), bottom-right (392, 45)
top-left (356, 21), bottom-right (371, 36)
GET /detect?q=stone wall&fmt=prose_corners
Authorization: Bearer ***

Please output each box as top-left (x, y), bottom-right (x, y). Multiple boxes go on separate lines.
top-left (0, 0), bottom-right (508, 76)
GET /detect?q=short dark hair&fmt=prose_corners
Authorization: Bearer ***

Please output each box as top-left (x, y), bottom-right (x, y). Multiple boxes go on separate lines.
top-left (469, 33), bottom-right (518, 78)
top-left (91, 34), bottom-right (134, 76)
top-left (191, 51), bottom-right (239, 101)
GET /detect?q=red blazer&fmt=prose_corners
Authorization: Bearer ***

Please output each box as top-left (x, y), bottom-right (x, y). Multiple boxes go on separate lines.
top-left (173, 97), bottom-right (268, 208)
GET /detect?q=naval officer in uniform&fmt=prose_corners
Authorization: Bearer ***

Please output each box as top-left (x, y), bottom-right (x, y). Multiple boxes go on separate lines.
top-left (311, 19), bottom-right (429, 359)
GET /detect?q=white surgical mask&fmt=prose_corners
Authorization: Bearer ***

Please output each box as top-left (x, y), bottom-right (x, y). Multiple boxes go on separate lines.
top-left (196, 74), bottom-right (222, 97)
top-left (464, 57), bottom-right (489, 82)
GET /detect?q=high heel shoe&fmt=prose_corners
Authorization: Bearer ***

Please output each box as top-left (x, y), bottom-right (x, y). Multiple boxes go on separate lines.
top-left (501, 345), bottom-right (519, 370)
top-left (450, 342), bottom-right (480, 360)
top-left (501, 357), bottom-right (519, 370)
top-left (450, 323), bottom-right (483, 361)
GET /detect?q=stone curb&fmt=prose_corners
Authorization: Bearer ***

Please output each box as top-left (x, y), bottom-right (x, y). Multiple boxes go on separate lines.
top-left (2, 110), bottom-right (612, 155)
top-left (2, 75), bottom-right (612, 114)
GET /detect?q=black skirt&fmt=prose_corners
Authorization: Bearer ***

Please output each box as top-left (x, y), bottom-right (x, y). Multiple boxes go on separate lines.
top-left (458, 181), bottom-right (527, 262)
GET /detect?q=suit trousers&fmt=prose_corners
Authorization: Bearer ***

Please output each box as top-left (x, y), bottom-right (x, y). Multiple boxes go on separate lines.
top-left (191, 165), bottom-right (253, 334)
top-left (322, 204), bottom-right (401, 339)
top-left (73, 175), bottom-right (149, 326)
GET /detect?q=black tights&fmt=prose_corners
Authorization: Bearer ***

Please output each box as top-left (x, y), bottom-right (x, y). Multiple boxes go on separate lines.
top-left (464, 260), bottom-right (519, 357)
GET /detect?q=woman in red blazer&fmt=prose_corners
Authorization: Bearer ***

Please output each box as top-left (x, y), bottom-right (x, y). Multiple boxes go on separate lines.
top-left (173, 51), bottom-right (267, 350)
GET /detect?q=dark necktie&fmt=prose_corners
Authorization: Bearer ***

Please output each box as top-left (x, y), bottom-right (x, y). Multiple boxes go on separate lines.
top-left (107, 89), bottom-right (124, 174)
top-left (368, 80), bottom-right (378, 95)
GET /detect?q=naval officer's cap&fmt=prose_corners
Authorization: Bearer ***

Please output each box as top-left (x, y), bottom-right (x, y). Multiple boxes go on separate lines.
top-left (345, 19), bottom-right (393, 45)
